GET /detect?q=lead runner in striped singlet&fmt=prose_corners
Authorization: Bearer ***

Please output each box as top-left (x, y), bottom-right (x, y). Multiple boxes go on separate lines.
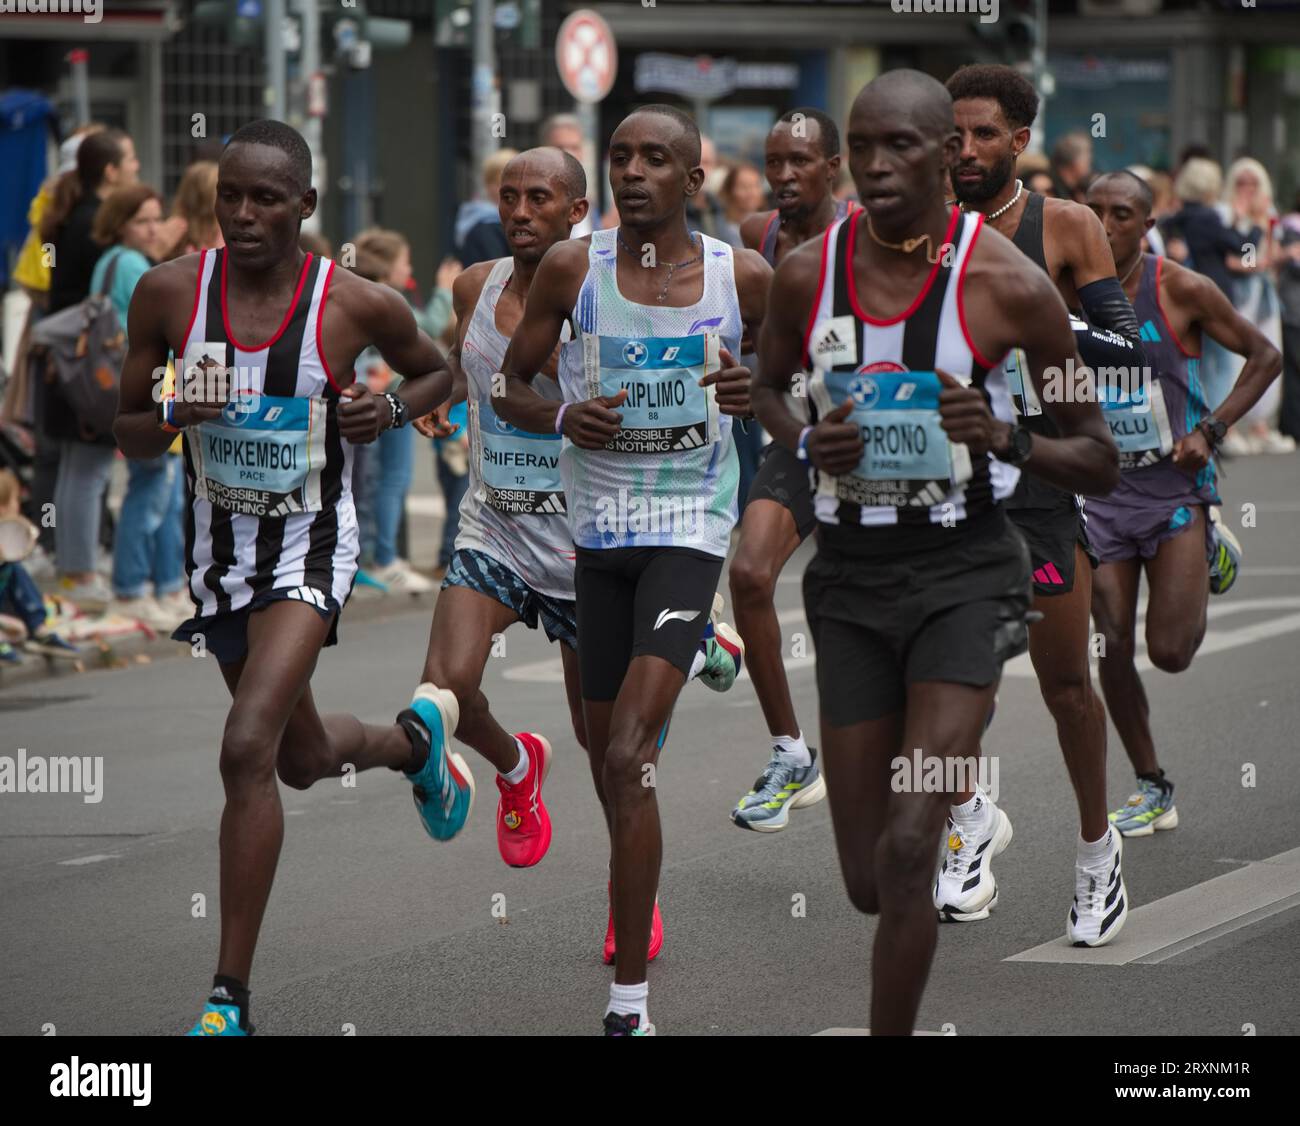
top-left (494, 106), bottom-right (772, 1035)
top-left (1085, 171), bottom-right (1281, 842)
top-left (722, 108), bottom-right (859, 833)
top-left (752, 71), bottom-right (1118, 1035)
top-left (113, 121), bottom-right (463, 1037)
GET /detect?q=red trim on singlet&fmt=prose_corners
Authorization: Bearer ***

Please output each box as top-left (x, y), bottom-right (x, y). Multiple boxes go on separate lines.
top-left (220, 250), bottom-right (313, 352)
top-left (955, 213), bottom-right (998, 370)
top-left (801, 224), bottom-right (834, 368)
top-left (179, 249), bottom-right (206, 355)
top-left (759, 210), bottom-right (779, 257)
top-left (1154, 255), bottom-right (1199, 359)
top-left (315, 259), bottom-right (340, 392)
top-left (846, 205), bottom-right (961, 327)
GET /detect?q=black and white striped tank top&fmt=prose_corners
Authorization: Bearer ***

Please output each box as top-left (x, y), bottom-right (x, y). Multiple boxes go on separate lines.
top-left (178, 249), bottom-right (358, 619)
top-left (804, 208), bottom-right (1018, 553)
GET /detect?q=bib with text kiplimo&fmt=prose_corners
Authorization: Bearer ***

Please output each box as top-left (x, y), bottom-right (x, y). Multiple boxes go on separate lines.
top-left (582, 332), bottom-right (721, 454)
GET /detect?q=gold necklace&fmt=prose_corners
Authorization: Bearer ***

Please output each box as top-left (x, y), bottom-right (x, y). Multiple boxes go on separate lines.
top-left (1119, 252), bottom-right (1143, 287)
top-left (865, 214), bottom-right (946, 265)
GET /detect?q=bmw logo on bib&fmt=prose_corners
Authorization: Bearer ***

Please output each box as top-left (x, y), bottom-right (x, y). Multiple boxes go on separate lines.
top-left (222, 392), bottom-right (261, 426)
top-left (623, 340), bottom-right (648, 367)
top-left (848, 375), bottom-right (879, 409)
top-left (492, 413), bottom-right (517, 435)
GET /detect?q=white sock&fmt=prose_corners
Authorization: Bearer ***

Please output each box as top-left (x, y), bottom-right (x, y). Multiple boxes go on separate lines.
top-left (687, 648), bottom-right (706, 680)
top-left (773, 732), bottom-right (811, 767)
top-left (1077, 828), bottom-right (1112, 861)
top-left (951, 789), bottom-right (990, 824)
top-left (606, 981), bottom-right (649, 1024)
top-left (500, 737), bottom-right (530, 785)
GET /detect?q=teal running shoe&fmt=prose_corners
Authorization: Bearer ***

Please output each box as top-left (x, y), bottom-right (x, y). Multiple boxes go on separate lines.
top-left (731, 747), bottom-right (827, 832)
top-left (399, 684), bottom-right (474, 841)
top-left (1208, 507), bottom-right (1241, 595)
top-left (697, 592), bottom-right (744, 692)
top-left (1109, 776), bottom-right (1178, 837)
top-left (186, 1001), bottom-right (249, 1036)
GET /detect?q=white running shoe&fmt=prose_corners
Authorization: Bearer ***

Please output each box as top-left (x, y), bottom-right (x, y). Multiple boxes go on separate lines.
top-left (156, 589), bottom-right (194, 622)
top-left (372, 559), bottom-right (435, 594)
top-left (60, 575), bottom-right (112, 611)
top-left (104, 595), bottom-right (178, 632)
top-left (934, 796), bottom-right (1014, 922)
top-left (1256, 429), bottom-right (1296, 455)
top-left (1067, 828), bottom-right (1128, 947)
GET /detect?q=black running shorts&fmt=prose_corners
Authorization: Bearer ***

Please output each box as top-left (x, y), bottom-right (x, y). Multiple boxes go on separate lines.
top-left (803, 510), bottom-right (1032, 726)
top-left (1009, 502), bottom-right (1099, 597)
top-left (574, 545), bottom-right (723, 701)
top-left (746, 441), bottom-right (817, 540)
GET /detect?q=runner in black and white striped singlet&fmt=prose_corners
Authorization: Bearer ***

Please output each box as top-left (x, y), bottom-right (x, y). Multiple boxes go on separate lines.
top-left (751, 72), bottom-right (1118, 1035)
top-left (112, 120), bottom-right (465, 1037)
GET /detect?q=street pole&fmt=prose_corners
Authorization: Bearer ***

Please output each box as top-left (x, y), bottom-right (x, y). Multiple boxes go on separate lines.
top-left (1030, 0), bottom-right (1049, 155)
top-left (296, 0), bottom-right (323, 231)
top-left (471, 0), bottom-right (499, 188)
top-left (68, 48), bottom-right (90, 127)
top-left (265, 0), bottom-right (287, 120)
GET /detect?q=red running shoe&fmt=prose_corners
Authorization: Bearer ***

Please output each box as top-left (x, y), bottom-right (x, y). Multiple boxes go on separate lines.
top-left (496, 733), bottom-right (553, 868)
top-left (603, 882), bottom-right (664, 965)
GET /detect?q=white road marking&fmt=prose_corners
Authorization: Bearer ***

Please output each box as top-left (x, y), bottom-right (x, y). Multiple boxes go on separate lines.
top-left (814, 1028), bottom-right (952, 1036)
top-left (1005, 846), bottom-right (1300, 966)
top-left (406, 495), bottom-right (447, 518)
top-left (58, 853), bottom-right (121, 866)
top-left (503, 599), bottom-right (1300, 683)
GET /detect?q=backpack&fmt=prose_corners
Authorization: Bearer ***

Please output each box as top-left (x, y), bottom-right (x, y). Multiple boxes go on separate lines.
top-left (29, 247), bottom-right (127, 438)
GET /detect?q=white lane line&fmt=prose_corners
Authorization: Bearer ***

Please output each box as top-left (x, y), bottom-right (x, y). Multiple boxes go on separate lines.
top-left (58, 853), bottom-right (121, 866)
top-left (406, 495), bottom-right (447, 518)
top-left (1004, 846), bottom-right (1300, 966)
top-left (503, 599), bottom-right (1300, 683)
top-left (814, 1028), bottom-right (953, 1036)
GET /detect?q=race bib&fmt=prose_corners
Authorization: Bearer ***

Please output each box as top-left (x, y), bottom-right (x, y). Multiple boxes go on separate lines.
top-left (1100, 379), bottom-right (1174, 470)
top-left (191, 393), bottom-right (327, 517)
top-left (582, 332), bottom-right (721, 454)
top-left (813, 366), bottom-right (972, 508)
top-left (471, 395), bottom-right (565, 515)
top-left (1005, 348), bottom-right (1043, 418)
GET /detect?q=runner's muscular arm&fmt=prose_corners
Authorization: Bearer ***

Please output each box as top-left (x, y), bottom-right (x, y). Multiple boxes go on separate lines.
top-left (495, 240), bottom-right (593, 438)
top-left (961, 257), bottom-right (1119, 495)
top-left (1173, 260), bottom-right (1282, 429)
top-left (705, 248), bottom-right (773, 418)
top-left (362, 279), bottom-right (452, 423)
top-left (413, 264), bottom-right (490, 438)
top-left (114, 262), bottom-right (223, 459)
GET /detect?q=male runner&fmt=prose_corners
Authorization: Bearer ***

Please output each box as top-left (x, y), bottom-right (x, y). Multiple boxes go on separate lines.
top-left (409, 147), bottom-right (743, 875)
top-left (943, 64), bottom-right (1146, 943)
top-left (1086, 171), bottom-right (1280, 835)
top-left (754, 70), bottom-right (1117, 1034)
top-left (725, 108), bottom-right (857, 831)
top-left (495, 105), bottom-right (770, 1035)
top-left (114, 120), bottom-right (470, 1036)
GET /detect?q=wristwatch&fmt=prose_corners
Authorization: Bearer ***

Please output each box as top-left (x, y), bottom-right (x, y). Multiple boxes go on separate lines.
top-left (382, 391), bottom-right (408, 430)
top-left (1198, 415), bottom-right (1227, 450)
top-left (993, 423), bottom-right (1034, 467)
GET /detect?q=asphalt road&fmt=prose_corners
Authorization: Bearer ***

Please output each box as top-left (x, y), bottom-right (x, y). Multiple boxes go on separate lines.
top-left (3, 453), bottom-right (1299, 1037)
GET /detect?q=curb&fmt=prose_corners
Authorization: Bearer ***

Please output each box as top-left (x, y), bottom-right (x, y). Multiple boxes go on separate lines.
top-left (0, 587), bottom-right (438, 695)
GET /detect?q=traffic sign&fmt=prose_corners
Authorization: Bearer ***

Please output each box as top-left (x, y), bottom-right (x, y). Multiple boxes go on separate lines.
top-left (555, 9), bottom-right (617, 105)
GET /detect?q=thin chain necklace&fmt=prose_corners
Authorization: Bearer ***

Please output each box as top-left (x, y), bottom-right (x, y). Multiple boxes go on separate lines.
top-left (957, 178), bottom-right (1023, 222)
top-left (617, 231), bottom-right (703, 302)
top-left (866, 214), bottom-right (945, 265)
top-left (1118, 251), bottom-right (1143, 287)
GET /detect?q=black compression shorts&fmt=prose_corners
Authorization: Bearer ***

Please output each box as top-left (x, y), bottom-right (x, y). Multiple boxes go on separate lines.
top-left (574, 545), bottom-right (723, 701)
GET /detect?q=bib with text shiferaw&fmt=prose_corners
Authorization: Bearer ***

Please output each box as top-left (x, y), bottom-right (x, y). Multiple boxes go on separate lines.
top-left (582, 331), bottom-right (721, 454)
top-left (471, 393), bottom-right (564, 514)
top-left (191, 391), bottom-right (327, 518)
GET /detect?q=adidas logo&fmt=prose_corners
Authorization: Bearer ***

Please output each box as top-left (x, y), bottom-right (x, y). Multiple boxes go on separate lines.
top-left (1033, 561), bottom-right (1065, 586)
top-left (672, 425), bottom-right (707, 450)
top-left (536, 494), bottom-right (565, 514)
top-left (815, 329), bottom-right (844, 353)
top-left (1139, 320), bottom-right (1162, 344)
